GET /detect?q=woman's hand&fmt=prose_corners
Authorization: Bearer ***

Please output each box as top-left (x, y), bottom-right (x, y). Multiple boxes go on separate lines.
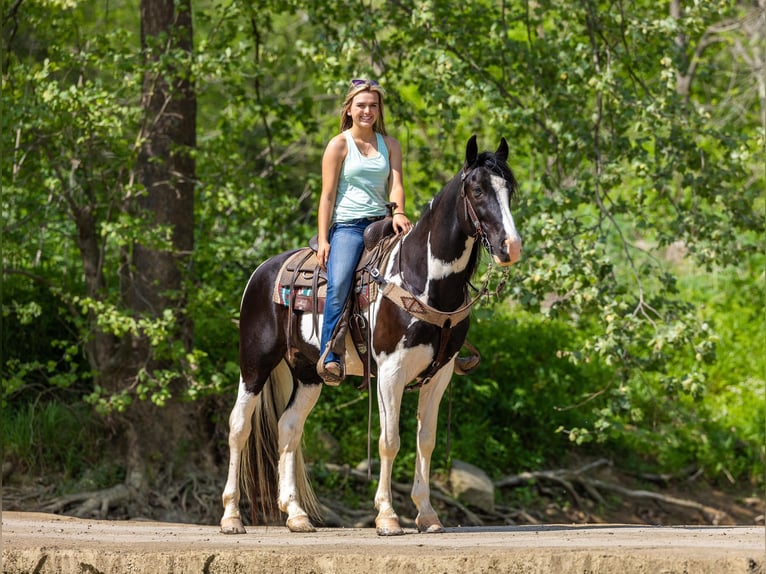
top-left (317, 239), bottom-right (331, 271)
top-left (392, 212), bottom-right (412, 234)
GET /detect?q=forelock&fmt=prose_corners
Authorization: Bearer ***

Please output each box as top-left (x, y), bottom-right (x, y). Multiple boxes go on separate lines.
top-left (475, 151), bottom-right (517, 197)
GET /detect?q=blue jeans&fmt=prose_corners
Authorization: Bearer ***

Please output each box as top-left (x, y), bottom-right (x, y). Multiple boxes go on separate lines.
top-left (320, 219), bottom-right (372, 365)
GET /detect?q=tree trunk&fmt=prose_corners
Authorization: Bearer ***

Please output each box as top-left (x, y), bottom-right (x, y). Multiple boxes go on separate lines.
top-left (115, 0), bottom-right (199, 511)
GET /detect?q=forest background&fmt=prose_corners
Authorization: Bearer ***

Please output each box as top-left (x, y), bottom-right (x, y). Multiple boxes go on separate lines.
top-left (2, 0), bottom-right (764, 526)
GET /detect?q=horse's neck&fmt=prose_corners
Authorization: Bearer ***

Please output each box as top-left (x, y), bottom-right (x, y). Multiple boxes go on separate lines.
top-left (396, 188), bottom-right (476, 310)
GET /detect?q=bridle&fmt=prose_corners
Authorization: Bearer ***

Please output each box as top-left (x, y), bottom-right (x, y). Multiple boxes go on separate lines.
top-left (460, 165), bottom-right (499, 256)
top-left (384, 168), bottom-right (510, 320)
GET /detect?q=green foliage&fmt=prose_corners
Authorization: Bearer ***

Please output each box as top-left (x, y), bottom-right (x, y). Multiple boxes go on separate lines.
top-left (1, 401), bottom-right (102, 478)
top-left (443, 306), bottom-right (613, 474)
top-left (2, 0), bottom-right (763, 493)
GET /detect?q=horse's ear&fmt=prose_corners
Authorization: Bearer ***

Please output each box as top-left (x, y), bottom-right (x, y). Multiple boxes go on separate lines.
top-left (464, 135), bottom-right (478, 169)
top-left (496, 137), bottom-right (509, 162)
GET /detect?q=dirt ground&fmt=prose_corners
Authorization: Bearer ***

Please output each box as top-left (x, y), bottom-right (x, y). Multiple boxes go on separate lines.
top-left (2, 510), bottom-right (764, 574)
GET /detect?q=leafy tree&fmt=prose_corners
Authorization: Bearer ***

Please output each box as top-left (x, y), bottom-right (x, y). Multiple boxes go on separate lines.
top-left (3, 0), bottom-right (204, 512)
top-left (302, 0), bottom-right (764, 454)
top-left (2, 0), bottom-right (762, 523)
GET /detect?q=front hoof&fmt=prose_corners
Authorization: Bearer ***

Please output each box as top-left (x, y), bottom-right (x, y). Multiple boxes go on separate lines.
top-left (416, 515), bottom-right (445, 533)
top-left (286, 514), bottom-right (316, 533)
top-left (220, 517), bottom-right (247, 535)
top-left (375, 516), bottom-right (405, 536)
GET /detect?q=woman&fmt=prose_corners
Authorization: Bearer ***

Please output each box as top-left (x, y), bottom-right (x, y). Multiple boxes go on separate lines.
top-left (316, 79), bottom-right (412, 385)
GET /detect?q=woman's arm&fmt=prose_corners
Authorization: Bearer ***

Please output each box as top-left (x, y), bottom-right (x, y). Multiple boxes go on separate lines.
top-left (317, 134), bottom-right (346, 270)
top-left (385, 136), bottom-right (412, 234)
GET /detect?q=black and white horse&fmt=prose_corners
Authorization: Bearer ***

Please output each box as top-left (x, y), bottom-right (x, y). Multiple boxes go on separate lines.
top-left (220, 135), bottom-right (522, 536)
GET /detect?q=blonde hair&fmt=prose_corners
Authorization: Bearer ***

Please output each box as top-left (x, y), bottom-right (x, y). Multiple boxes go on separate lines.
top-left (339, 81), bottom-right (387, 135)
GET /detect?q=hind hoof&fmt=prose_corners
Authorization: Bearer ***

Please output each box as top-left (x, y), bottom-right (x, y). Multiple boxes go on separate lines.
top-left (375, 516), bottom-right (405, 536)
top-left (220, 517), bottom-right (247, 535)
top-left (287, 514), bottom-right (316, 533)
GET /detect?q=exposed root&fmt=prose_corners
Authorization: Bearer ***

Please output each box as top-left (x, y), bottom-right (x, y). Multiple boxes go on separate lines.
top-left (495, 459), bottom-right (732, 525)
top-left (42, 484), bottom-right (130, 519)
top-left (319, 459), bottom-right (740, 528)
top-left (15, 472), bottom-right (223, 524)
top-left (5, 459), bottom-right (755, 528)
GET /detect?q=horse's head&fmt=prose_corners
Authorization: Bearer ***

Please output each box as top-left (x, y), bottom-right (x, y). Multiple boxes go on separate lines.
top-left (460, 135), bottom-right (522, 266)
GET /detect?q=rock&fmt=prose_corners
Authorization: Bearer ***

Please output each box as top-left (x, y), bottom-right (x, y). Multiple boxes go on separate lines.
top-left (355, 458), bottom-right (379, 473)
top-left (449, 459), bottom-right (495, 513)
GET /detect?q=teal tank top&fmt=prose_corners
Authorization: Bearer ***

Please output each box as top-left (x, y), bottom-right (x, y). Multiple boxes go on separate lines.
top-left (333, 130), bottom-right (390, 223)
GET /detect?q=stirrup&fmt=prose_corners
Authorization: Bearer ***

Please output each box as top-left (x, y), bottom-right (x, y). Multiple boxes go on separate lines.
top-left (317, 344), bottom-right (345, 385)
top-left (454, 340), bottom-right (481, 375)
top-left (317, 360), bottom-right (344, 386)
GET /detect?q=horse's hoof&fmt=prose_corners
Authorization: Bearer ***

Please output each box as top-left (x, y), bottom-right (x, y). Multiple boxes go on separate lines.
top-left (416, 515), bottom-right (445, 533)
top-left (286, 514), bottom-right (316, 533)
top-left (375, 516), bottom-right (405, 536)
top-left (418, 523), bottom-right (445, 534)
top-left (220, 517), bottom-right (247, 535)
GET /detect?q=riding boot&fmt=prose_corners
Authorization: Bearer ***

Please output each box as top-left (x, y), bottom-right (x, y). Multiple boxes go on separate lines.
top-left (317, 301), bottom-right (350, 385)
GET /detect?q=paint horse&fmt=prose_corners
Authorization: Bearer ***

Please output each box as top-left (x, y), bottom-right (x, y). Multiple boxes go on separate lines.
top-left (220, 135), bottom-right (522, 536)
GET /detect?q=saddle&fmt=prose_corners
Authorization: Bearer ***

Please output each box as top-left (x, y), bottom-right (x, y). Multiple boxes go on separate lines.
top-left (271, 217), bottom-right (482, 386)
top-left (272, 218), bottom-right (395, 312)
top-left (272, 218), bottom-right (399, 383)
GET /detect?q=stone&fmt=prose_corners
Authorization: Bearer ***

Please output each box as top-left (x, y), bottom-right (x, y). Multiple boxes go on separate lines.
top-left (449, 459), bottom-right (495, 513)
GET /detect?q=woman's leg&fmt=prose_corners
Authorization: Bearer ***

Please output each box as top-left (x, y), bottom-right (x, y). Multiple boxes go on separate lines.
top-left (319, 221), bottom-right (367, 371)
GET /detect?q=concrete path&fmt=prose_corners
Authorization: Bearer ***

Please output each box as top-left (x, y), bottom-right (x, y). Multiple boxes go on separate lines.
top-left (2, 511), bottom-right (764, 573)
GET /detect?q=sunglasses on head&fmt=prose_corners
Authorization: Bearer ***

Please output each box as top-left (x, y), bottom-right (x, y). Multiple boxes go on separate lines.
top-left (351, 78), bottom-right (380, 87)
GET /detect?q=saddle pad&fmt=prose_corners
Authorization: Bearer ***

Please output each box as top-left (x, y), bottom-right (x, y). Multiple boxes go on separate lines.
top-left (272, 249), bottom-right (325, 309)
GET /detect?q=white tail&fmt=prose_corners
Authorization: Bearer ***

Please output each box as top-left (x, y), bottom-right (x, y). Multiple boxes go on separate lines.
top-left (241, 360), bottom-right (321, 525)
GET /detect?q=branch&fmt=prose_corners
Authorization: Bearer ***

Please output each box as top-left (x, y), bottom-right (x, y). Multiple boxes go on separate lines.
top-left (495, 459), bottom-right (731, 525)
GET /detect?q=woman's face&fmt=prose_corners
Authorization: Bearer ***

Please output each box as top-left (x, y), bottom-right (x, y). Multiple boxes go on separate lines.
top-left (348, 91), bottom-right (380, 129)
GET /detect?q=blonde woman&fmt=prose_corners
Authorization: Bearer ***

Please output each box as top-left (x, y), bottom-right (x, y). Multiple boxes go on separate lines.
top-left (316, 79), bottom-right (412, 384)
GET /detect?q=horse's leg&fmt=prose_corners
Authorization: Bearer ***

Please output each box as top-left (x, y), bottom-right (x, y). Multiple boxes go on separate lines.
top-left (220, 378), bottom-right (257, 534)
top-left (412, 365), bottom-right (453, 533)
top-left (373, 360), bottom-right (408, 536)
top-left (276, 377), bottom-right (323, 533)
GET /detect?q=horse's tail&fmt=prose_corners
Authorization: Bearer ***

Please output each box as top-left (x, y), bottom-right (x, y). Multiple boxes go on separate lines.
top-left (241, 360), bottom-right (321, 525)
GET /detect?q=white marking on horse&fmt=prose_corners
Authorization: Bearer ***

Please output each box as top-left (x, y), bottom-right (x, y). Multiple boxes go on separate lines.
top-left (426, 233), bottom-right (473, 279)
top-left (220, 379), bottom-right (257, 531)
top-left (373, 342), bottom-right (437, 528)
top-left (491, 173), bottom-right (522, 264)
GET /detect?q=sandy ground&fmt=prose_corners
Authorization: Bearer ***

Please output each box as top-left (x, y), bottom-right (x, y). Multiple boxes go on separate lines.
top-left (2, 511), bottom-right (764, 574)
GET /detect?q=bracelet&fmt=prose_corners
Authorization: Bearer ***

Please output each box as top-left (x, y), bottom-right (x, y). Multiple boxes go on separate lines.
top-left (393, 212), bottom-right (405, 216)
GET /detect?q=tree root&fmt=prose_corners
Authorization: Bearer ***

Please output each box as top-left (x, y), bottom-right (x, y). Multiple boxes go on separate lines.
top-left (32, 473), bottom-right (222, 524)
top-left (495, 459), bottom-right (731, 525)
top-left (42, 483), bottom-right (130, 519)
top-left (319, 459), bottom-right (733, 528)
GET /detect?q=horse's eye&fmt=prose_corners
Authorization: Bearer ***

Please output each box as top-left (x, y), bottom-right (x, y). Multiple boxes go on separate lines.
top-left (472, 185), bottom-right (483, 197)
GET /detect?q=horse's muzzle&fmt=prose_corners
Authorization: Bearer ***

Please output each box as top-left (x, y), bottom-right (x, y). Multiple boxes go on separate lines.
top-left (496, 236), bottom-right (522, 266)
